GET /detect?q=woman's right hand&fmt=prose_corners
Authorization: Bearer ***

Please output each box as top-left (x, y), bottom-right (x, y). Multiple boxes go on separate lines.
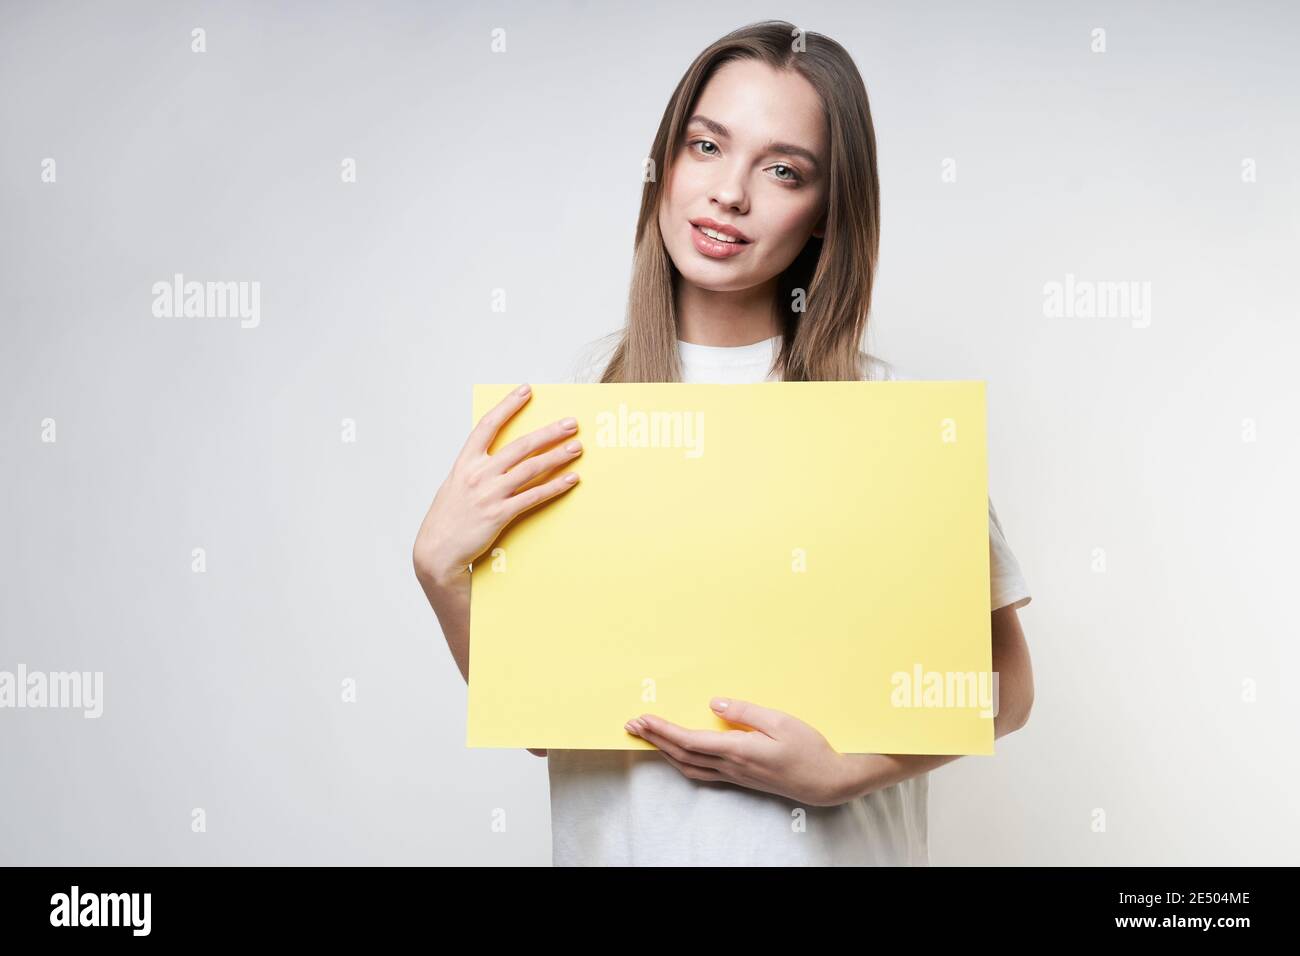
top-left (412, 382), bottom-right (583, 593)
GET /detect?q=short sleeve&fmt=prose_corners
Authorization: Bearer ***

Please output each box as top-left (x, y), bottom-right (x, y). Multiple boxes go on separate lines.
top-left (874, 357), bottom-right (1031, 612)
top-left (989, 496), bottom-right (1031, 611)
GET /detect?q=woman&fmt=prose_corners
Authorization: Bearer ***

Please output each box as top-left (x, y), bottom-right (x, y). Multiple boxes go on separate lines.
top-left (413, 20), bottom-right (1034, 865)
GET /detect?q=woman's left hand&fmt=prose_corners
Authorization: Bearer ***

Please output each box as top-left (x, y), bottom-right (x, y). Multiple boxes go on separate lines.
top-left (625, 698), bottom-right (854, 807)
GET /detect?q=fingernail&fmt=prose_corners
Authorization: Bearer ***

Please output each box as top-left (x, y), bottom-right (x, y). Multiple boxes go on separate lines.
top-left (565, 440), bottom-right (581, 453)
top-left (517, 384), bottom-right (531, 396)
top-left (563, 473), bottom-right (579, 483)
top-left (711, 698), bottom-right (728, 712)
top-left (560, 417), bottom-right (577, 429)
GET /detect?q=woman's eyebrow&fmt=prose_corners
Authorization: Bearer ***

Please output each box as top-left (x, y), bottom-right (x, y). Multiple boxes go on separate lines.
top-left (686, 114), bottom-right (821, 172)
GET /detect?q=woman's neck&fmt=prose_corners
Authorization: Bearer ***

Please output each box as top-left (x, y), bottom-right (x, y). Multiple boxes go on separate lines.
top-left (675, 280), bottom-right (780, 347)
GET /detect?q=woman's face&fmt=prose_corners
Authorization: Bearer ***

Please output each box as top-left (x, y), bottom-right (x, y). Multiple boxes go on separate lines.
top-left (658, 59), bottom-right (829, 294)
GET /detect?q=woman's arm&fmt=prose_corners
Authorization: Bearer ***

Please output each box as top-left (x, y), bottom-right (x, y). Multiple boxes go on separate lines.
top-left (416, 565), bottom-right (472, 684)
top-left (832, 605), bottom-right (1034, 802)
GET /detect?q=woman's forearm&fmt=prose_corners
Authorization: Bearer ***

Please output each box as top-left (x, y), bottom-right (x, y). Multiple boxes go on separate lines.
top-left (834, 657), bottom-right (1032, 803)
top-left (836, 752), bottom-right (961, 802)
top-left (417, 566), bottom-right (472, 684)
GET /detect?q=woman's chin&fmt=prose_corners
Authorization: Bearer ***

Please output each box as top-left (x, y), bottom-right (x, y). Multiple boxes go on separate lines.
top-left (671, 258), bottom-right (760, 293)
top-left (678, 275), bottom-right (755, 294)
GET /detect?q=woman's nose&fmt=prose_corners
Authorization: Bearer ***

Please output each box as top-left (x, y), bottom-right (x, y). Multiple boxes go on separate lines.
top-left (710, 170), bottom-right (747, 212)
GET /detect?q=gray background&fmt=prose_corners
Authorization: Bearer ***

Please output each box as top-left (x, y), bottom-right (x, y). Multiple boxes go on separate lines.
top-left (1, 0), bottom-right (1296, 865)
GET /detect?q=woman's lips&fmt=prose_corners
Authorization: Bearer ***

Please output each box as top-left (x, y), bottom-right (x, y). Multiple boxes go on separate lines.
top-left (690, 222), bottom-right (751, 259)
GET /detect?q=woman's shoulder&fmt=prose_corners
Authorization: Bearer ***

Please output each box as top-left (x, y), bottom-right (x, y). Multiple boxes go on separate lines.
top-left (859, 349), bottom-right (911, 381)
top-left (569, 334), bottom-right (911, 383)
top-left (568, 330), bottom-right (622, 384)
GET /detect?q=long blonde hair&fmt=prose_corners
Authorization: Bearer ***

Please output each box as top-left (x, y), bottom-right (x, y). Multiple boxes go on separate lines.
top-left (599, 19), bottom-right (882, 384)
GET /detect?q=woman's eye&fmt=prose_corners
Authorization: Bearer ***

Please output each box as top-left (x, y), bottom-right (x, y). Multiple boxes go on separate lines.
top-left (687, 139), bottom-right (801, 184)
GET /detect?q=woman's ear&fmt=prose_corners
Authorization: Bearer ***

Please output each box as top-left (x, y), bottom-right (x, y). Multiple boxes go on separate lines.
top-left (812, 214), bottom-right (827, 239)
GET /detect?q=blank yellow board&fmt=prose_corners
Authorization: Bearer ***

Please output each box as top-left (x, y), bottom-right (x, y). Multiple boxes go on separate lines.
top-left (467, 381), bottom-right (995, 755)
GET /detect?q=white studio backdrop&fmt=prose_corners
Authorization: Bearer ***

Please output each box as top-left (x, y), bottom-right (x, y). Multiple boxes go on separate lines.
top-left (1, 0), bottom-right (1296, 865)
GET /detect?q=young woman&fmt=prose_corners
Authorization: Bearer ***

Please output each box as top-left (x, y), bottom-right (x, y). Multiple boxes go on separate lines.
top-left (413, 20), bottom-right (1034, 866)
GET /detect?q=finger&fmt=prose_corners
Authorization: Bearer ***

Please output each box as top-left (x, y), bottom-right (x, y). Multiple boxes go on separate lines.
top-left (499, 436), bottom-right (582, 494)
top-left (636, 714), bottom-right (747, 759)
top-left (658, 748), bottom-right (727, 783)
top-left (464, 384), bottom-right (532, 460)
top-left (630, 720), bottom-right (727, 770)
top-left (491, 416), bottom-right (579, 474)
top-left (711, 698), bottom-right (786, 737)
top-left (502, 470), bottom-right (580, 521)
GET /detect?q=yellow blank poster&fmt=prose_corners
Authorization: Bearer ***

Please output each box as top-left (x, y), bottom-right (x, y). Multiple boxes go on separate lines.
top-left (467, 381), bottom-right (995, 755)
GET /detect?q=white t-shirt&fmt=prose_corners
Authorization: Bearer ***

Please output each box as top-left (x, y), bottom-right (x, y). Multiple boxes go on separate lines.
top-left (547, 332), bottom-right (1032, 866)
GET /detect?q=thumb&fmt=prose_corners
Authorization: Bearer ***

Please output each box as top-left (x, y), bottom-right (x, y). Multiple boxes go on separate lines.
top-left (710, 697), bottom-right (784, 736)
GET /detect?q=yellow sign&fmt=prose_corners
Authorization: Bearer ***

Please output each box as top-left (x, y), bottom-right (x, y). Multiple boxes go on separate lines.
top-left (467, 382), bottom-right (995, 755)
